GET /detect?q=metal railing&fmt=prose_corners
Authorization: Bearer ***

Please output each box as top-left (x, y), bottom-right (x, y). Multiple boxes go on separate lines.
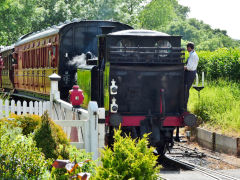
top-left (108, 46), bottom-right (185, 64)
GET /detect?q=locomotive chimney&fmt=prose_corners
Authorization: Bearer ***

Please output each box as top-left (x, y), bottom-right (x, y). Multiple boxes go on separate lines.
top-left (100, 26), bottom-right (115, 35)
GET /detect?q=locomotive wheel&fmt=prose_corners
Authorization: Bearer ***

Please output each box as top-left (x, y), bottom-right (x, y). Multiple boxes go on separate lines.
top-left (156, 144), bottom-right (167, 156)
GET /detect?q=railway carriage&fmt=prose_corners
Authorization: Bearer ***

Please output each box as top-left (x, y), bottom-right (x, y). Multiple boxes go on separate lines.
top-left (8, 20), bottom-right (132, 100)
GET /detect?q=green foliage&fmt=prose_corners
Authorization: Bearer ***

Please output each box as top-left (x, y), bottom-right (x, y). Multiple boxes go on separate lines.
top-left (0, 0), bottom-right (44, 45)
top-left (34, 0), bottom-right (147, 28)
top-left (0, 93), bottom-right (11, 101)
top-left (196, 48), bottom-right (240, 81)
top-left (1, 114), bottom-right (41, 136)
top-left (51, 146), bottom-right (97, 179)
top-left (189, 80), bottom-right (240, 136)
top-left (0, 122), bottom-right (50, 179)
top-left (138, 0), bottom-right (240, 50)
top-left (1, 0), bottom-right (239, 50)
top-left (139, 0), bottom-right (178, 30)
top-left (0, 114), bottom-right (96, 179)
top-left (68, 146), bottom-right (96, 174)
top-left (94, 128), bottom-right (160, 180)
top-left (165, 18), bottom-right (240, 51)
top-left (77, 69), bottom-right (91, 109)
top-left (0, 0), bottom-right (148, 45)
top-left (33, 112), bottom-right (70, 159)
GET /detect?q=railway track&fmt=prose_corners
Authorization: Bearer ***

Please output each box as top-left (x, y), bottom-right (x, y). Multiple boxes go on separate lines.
top-left (165, 154), bottom-right (240, 180)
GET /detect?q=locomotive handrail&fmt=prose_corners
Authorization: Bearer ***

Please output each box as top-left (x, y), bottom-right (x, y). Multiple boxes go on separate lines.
top-left (107, 55), bottom-right (184, 64)
top-left (109, 46), bottom-right (184, 51)
top-left (108, 60), bottom-right (184, 64)
top-left (109, 51), bottom-right (184, 55)
top-left (108, 46), bottom-right (185, 63)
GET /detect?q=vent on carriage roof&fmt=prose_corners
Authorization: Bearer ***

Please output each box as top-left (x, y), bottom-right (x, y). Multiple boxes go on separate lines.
top-left (18, 32), bottom-right (34, 41)
top-left (108, 29), bottom-right (170, 37)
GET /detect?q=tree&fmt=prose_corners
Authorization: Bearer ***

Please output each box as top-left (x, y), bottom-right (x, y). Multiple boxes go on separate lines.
top-left (138, 0), bottom-right (177, 30)
top-left (0, 0), bottom-right (239, 50)
top-left (0, 0), bottom-right (43, 45)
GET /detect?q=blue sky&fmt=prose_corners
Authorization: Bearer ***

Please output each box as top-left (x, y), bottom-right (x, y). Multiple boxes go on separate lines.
top-left (178, 0), bottom-right (240, 40)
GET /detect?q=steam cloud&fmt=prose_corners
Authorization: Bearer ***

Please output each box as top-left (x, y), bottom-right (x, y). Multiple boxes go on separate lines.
top-left (68, 54), bottom-right (86, 67)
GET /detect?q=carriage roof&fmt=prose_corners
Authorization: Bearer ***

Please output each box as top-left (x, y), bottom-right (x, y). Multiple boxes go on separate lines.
top-left (0, 44), bottom-right (14, 53)
top-left (15, 20), bottom-right (132, 47)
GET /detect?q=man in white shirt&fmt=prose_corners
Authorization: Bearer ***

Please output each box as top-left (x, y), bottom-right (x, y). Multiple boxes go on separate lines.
top-left (184, 42), bottom-right (199, 110)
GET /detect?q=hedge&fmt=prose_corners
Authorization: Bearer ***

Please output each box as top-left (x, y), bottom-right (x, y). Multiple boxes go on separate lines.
top-left (186, 48), bottom-right (240, 81)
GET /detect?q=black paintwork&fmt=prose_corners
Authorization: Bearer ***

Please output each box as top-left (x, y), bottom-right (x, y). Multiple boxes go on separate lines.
top-left (110, 64), bottom-right (184, 116)
top-left (58, 21), bottom-right (132, 100)
top-left (99, 30), bottom-right (185, 116)
top-left (98, 30), bottom-right (185, 152)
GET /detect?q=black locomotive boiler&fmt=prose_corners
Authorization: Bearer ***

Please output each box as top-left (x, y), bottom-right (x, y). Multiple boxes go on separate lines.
top-left (77, 29), bottom-right (196, 154)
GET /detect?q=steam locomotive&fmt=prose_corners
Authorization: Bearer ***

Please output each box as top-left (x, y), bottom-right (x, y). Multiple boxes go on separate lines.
top-left (0, 20), bottom-right (196, 154)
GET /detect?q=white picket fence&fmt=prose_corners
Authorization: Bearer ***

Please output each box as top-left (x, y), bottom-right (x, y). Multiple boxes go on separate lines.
top-left (0, 97), bottom-right (101, 160)
top-left (0, 73), bottom-right (104, 160)
top-left (0, 99), bottom-right (50, 119)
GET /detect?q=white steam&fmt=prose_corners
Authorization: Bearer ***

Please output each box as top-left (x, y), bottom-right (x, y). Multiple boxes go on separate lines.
top-left (68, 54), bottom-right (86, 67)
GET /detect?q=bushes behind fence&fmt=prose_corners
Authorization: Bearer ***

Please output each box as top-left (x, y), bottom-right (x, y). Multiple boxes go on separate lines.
top-left (1, 112), bottom-right (70, 160)
top-left (0, 121), bottom-right (50, 178)
top-left (33, 112), bottom-right (70, 159)
top-left (1, 114), bottom-right (41, 136)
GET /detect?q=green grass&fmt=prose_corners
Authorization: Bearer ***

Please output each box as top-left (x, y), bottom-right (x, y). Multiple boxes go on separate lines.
top-left (188, 79), bottom-right (240, 137)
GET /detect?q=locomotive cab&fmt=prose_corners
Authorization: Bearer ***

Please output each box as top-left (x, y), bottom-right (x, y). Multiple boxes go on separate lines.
top-left (98, 29), bottom-right (190, 154)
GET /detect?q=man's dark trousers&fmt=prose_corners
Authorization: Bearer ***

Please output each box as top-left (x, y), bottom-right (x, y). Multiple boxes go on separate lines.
top-left (184, 70), bottom-right (196, 109)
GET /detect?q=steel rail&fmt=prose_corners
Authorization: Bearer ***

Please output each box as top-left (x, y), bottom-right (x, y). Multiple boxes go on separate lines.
top-left (165, 155), bottom-right (239, 180)
top-left (174, 142), bottom-right (240, 168)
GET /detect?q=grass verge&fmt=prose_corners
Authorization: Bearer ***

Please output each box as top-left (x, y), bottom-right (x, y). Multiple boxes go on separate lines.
top-left (188, 79), bottom-right (240, 137)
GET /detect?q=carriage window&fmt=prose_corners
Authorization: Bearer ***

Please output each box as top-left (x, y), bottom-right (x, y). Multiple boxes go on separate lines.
top-left (155, 40), bottom-right (172, 57)
top-left (52, 46), bottom-right (56, 56)
top-left (31, 49), bottom-right (35, 68)
top-left (48, 46), bottom-right (56, 67)
top-left (48, 49), bottom-right (51, 67)
top-left (36, 49), bottom-right (40, 68)
top-left (52, 46), bottom-right (56, 67)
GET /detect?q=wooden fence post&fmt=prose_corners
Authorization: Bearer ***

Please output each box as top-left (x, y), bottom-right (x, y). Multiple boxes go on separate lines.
top-left (88, 101), bottom-right (99, 160)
